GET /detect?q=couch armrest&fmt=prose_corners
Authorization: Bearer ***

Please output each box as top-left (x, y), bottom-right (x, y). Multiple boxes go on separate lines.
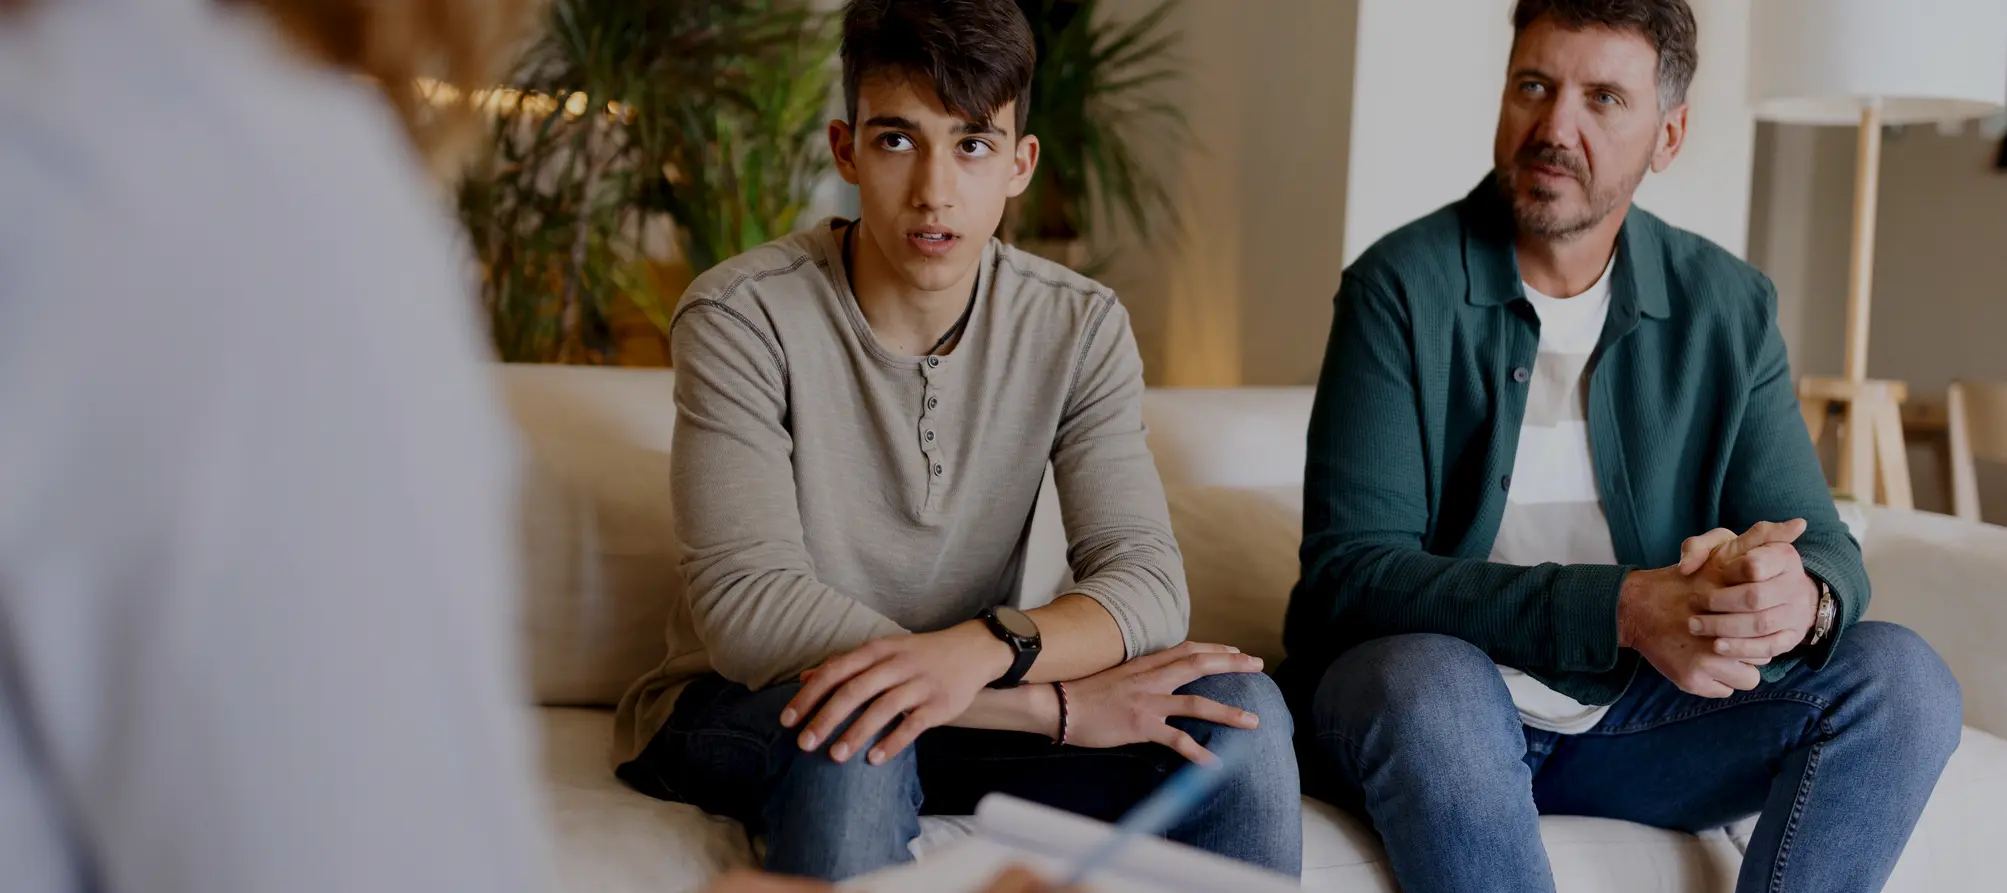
top-left (1857, 505), bottom-right (2007, 739)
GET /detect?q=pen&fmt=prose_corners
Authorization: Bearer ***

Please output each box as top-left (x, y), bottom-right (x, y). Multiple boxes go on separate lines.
top-left (1058, 734), bottom-right (1251, 888)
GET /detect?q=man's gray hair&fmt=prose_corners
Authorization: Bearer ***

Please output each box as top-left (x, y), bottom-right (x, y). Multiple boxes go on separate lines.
top-left (1512, 0), bottom-right (1699, 112)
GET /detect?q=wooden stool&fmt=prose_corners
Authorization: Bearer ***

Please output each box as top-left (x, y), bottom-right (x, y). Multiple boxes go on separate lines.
top-left (1800, 376), bottom-right (1913, 510)
top-left (1945, 381), bottom-right (2007, 521)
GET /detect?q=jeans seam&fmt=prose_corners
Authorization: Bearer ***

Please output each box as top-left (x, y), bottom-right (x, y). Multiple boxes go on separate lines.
top-left (1315, 729), bottom-right (1366, 784)
top-left (1586, 690), bottom-right (1831, 736)
top-left (1767, 719), bottom-right (1830, 893)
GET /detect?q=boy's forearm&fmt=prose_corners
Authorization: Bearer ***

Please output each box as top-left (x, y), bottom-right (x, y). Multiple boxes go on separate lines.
top-left (1019, 593), bottom-right (1128, 683)
top-left (951, 683), bottom-right (1064, 737)
top-left (938, 594), bottom-right (1123, 737)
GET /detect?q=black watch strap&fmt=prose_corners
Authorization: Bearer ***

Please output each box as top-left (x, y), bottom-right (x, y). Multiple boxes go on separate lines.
top-left (979, 606), bottom-right (1042, 689)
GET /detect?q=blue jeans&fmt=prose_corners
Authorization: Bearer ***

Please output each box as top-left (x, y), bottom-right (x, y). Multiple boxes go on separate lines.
top-left (1304, 622), bottom-right (1961, 893)
top-left (619, 671), bottom-right (1302, 881)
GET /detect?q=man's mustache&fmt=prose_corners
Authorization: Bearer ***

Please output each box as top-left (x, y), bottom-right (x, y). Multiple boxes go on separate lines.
top-left (1516, 144), bottom-right (1588, 183)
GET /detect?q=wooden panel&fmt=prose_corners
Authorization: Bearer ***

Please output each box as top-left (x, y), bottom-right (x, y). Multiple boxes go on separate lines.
top-left (1961, 381), bottom-right (2007, 465)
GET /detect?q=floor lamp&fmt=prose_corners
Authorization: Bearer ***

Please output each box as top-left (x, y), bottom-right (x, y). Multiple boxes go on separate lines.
top-left (1749, 0), bottom-right (2007, 509)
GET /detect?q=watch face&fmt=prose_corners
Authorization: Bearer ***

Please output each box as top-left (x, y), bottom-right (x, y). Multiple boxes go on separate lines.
top-left (993, 606), bottom-right (1039, 639)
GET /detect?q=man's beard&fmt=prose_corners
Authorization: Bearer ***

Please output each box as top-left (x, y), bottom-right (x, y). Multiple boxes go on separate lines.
top-left (1497, 143), bottom-right (1650, 241)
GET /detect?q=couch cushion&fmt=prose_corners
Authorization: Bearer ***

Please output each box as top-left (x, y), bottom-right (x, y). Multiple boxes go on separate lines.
top-left (1143, 388), bottom-right (1316, 491)
top-left (1856, 505), bottom-right (2007, 739)
top-left (503, 365), bottom-right (685, 707)
top-left (1167, 483), bottom-right (1302, 663)
top-left (540, 707), bottom-right (755, 890)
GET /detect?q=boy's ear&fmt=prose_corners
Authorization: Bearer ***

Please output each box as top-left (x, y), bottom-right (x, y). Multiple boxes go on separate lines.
top-left (1006, 133), bottom-right (1040, 199)
top-left (830, 119), bottom-right (861, 185)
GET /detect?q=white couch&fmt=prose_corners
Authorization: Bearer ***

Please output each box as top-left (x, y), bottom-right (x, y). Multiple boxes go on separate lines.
top-left (503, 364), bottom-right (2007, 893)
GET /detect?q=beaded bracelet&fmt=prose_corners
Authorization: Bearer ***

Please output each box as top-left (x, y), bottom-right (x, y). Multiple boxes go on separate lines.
top-left (1053, 681), bottom-right (1071, 746)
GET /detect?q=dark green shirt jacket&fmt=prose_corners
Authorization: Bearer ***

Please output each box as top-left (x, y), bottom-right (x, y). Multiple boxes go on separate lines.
top-left (1278, 176), bottom-right (1866, 710)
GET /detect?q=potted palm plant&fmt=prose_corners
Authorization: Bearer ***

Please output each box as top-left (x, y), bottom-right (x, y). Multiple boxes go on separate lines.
top-left (1010, 0), bottom-right (1189, 270)
top-left (456, 0), bottom-right (834, 364)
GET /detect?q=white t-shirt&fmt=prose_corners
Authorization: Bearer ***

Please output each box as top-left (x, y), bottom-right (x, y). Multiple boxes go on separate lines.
top-left (1492, 254), bottom-right (1620, 734)
top-left (0, 3), bottom-right (547, 891)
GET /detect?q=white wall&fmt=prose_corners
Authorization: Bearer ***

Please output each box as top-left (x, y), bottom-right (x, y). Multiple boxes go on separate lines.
top-left (1342, 0), bottom-right (1514, 265)
top-left (1342, 0), bottom-right (1755, 263)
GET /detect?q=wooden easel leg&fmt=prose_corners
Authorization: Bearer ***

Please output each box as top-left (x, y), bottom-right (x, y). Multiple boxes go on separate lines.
top-left (1840, 397), bottom-right (1876, 503)
top-left (1869, 385), bottom-right (1915, 511)
top-left (1947, 382), bottom-right (1982, 521)
top-left (1800, 397), bottom-right (1828, 445)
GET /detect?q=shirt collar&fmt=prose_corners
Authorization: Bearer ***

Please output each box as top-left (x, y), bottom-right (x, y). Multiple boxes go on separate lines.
top-left (1456, 174), bottom-right (1671, 321)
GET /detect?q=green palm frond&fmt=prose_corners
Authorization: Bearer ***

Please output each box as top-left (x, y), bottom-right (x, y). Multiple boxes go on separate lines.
top-left (1013, 0), bottom-right (1189, 248)
top-left (455, 0), bottom-right (834, 363)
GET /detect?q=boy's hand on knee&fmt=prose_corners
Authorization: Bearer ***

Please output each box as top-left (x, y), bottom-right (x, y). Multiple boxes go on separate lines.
top-left (780, 621), bottom-right (1012, 767)
top-left (1062, 642), bottom-right (1264, 765)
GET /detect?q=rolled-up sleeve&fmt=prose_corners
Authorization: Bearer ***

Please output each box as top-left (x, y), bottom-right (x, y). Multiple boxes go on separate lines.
top-left (1049, 299), bottom-right (1189, 658)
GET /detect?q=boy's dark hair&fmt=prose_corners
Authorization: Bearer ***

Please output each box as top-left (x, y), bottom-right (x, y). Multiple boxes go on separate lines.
top-left (841, 0), bottom-right (1037, 136)
top-left (1511, 0), bottom-right (1698, 111)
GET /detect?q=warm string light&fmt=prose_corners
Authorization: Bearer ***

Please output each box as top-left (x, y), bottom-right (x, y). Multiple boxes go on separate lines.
top-left (414, 77), bottom-right (630, 121)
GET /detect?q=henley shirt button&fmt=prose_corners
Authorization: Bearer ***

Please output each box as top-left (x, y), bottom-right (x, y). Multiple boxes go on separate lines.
top-left (927, 397), bottom-right (940, 411)
top-left (1501, 474), bottom-right (1513, 491)
top-left (933, 463), bottom-right (945, 477)
top-left (926, 356), bottom-right (941, 369)
top-left (924, 429), bottom-right (936, 443)
top-left (1512, 366), bottom-right (1531, 383)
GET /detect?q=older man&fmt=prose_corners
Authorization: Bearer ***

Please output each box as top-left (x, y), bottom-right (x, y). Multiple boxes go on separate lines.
top-left (1281, 2), bottom-right (1962, 891)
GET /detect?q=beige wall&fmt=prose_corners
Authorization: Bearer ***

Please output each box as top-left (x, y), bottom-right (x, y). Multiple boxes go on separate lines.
top-left (1094, 0), bottom-right (1359, 387)
top-left (1749, 121), bottom-right (2007, 521)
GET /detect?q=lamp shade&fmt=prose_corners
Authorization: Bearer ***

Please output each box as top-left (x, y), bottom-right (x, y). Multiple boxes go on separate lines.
top-left (1750, 0), bottom-right (2007, 125)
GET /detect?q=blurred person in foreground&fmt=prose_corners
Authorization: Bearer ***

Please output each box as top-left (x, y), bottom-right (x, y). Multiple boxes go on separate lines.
top-left (0, 2), bottom-right (1062, 893)
top-left (1279, 1), bottom-right (1961, 891)
top-left (0, 1), bottom-right (547, 891)
top-left (610, 0), bottom-right (1301, 883)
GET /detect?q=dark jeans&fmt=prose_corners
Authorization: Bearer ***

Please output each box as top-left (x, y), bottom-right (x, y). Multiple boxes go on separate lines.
top-left (619, 672), bottom-right (1302, 881)
top-left (1303, 621), bottom-right (1962, 893)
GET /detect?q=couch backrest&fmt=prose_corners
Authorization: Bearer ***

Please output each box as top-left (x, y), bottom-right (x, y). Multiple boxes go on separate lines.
top-left (503, 365), bottom-right (682, 706)
top-left (1142, 388), bottom-right (1317, 490)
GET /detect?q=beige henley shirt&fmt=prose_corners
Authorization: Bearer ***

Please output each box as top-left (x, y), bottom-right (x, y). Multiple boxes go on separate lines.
top-left (614, 220), bottom-right (1189, 761)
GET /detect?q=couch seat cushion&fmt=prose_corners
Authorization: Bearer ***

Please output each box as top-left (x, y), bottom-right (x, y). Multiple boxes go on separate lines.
top-left (540, 707), bottom-right (755, 891)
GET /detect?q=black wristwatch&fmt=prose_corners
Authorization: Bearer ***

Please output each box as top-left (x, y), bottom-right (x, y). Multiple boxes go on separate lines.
top-left (977, 605), bottom-right (1042, 689)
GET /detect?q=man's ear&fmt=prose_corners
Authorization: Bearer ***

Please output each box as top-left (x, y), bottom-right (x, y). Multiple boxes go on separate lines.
top-left (1651, 102), bottom-right (1689, 174)
top-left (830, 119), bottom-right (861, 185)
top-left (1006, 133), bottom-right (1040, 199)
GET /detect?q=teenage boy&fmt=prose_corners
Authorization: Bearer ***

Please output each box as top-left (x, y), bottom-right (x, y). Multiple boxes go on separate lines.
top-left (612, 0), bottom-right (1301, 882)
top-left (1281, 2), bottom-right (1961, 891)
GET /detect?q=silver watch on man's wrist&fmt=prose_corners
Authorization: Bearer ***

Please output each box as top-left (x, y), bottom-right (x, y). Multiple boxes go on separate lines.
top-left (1805, 578), bottom-right (1838, 647)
